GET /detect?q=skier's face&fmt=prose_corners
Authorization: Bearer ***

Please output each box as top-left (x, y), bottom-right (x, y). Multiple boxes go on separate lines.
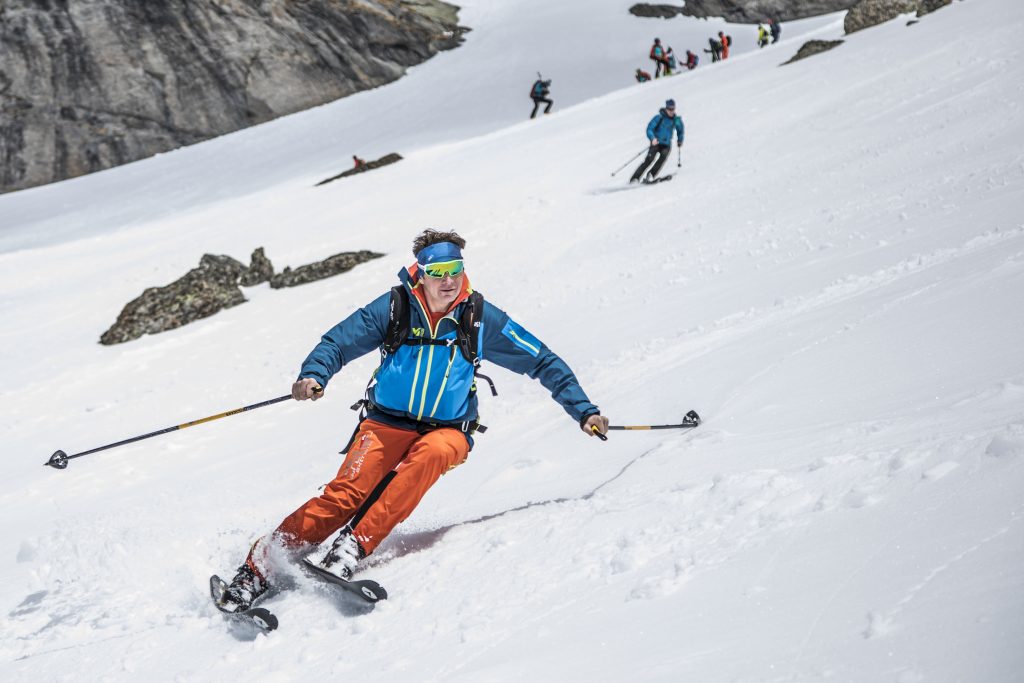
top-left (420, 269), bottom-right (464, 313)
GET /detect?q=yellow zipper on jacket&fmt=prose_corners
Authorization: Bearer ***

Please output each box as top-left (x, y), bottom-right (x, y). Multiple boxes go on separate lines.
top-left (407, 284), bottom-right (464, 420)
top-left (428, 347), bottom-right (458, 419)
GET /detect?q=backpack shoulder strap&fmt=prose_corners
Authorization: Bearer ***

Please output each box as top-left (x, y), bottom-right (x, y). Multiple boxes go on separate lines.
top-left (383, 285), bottom-right (410, 354)
top-left (457, 291), bottom-right (485, 365)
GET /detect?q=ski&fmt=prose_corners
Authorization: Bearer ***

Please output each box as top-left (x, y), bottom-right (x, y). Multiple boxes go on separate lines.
top-left (209, 575), bottom-right (279, 632)
top-left (642, 174), bottom-right (673, 185)
top-left (301, 557), bottom-right (388, 604)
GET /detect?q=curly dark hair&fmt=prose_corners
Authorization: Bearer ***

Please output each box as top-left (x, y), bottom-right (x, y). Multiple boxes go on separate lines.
top-left (412, 229), bottom-right (466, 257)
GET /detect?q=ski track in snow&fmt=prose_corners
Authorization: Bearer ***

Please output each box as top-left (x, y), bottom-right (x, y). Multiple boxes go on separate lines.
top-left (2, 0), bottom-right (1024, 681)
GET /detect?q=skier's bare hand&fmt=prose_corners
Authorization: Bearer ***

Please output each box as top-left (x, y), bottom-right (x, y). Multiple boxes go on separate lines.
top-left (582, 414), bottom-right (609, 437)
top-left (292, 378), bottom-right (323, 401)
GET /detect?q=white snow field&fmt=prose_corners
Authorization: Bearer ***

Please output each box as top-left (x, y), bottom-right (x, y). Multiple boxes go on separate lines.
top-left (1, 0), bottom-right (1023, 681)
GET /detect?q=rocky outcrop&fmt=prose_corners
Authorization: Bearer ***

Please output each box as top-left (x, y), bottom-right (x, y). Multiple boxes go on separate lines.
top-left (100, 254), bottom-right (248, 345)
top-left (239, 247), bottom-right (275, 287)
top-left (316, 153), bottom-right (404, 187)
top-left (270, 250), bottom-right (385, 288)
top-left (0, 1), bottom-right (466, 194)
top-left (782, 39), bottom-right (845, 64)
top-left (917, 0), bottom-right (953, 17)
top-left (844, 0), bottom-right (919, 32)
top-left (629, 4), bottom-right (687, 19)
top-left (631, 1), bottom-right (859, 22)
top-left (100, 248), bottom-right (384, 344)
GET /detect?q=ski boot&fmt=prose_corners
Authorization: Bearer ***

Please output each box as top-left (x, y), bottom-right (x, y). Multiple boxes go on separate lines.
top-left (310, 531), bottom-right (364, 581)
top-left (218, 563), bottom-right (267, 612)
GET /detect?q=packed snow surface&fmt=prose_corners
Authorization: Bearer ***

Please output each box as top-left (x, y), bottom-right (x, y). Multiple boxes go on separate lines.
top-left (1, 1), bottom-right (1022, 681)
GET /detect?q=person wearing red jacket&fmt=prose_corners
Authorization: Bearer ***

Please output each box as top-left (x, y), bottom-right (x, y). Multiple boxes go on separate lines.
top-left (718, 31), bottom-right (731, 59)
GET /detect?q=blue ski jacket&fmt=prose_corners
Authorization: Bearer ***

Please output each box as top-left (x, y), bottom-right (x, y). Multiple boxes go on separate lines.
top-left (297, 266), bottom-right (599, 439)
top-left (647, 108), bottom-right (685, 146)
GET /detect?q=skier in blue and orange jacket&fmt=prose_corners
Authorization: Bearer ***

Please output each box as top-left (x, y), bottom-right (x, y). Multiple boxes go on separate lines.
top-left (217, 229), bottom-right (608, 611)
top-left (630, 99), bottom-right (685, 184)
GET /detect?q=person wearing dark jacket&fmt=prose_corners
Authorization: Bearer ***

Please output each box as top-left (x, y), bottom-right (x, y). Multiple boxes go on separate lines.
top-left (685, 50), bottom-right (699, 70)
top-left (650, 38), bottom-right (667, 78)
top-left (770, 19), bottom-right (781, 44)
top-left (630, 99), bottom-right (685, 184)
top-left (215, 229), bottom-right (609, 613)
top-left (704, 37), bottom-right (722, 63)
top-left (530, 78), bottom-right (553, 119)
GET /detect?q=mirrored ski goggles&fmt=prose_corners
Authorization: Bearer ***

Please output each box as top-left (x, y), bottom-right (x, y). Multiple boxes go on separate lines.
top-left (420, 259), bottom-right (465, 279)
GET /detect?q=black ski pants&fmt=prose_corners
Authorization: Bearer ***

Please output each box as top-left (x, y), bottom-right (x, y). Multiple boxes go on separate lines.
top-left (631, 143), bottom-right (671, 182)
top-left (530, 97), bottom-right (553, 119)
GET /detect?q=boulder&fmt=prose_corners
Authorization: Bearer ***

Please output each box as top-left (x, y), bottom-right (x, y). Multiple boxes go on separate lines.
top-left (917, 0), bottom-right (953, 17)
top-left (316, 154), bottom-right (404, 187)
top-left (270, 251), bottom-right (385, 289)
top-left (782, 39), bottom-right (845, 64)
top-left (239, 247), bottom-right (275, 287)
top-left (628, 4), bottom-right (686, 19)
top-left (844, 0), bottom-right (921, 33)
top-left (100, 254), bottom-right (247, 345)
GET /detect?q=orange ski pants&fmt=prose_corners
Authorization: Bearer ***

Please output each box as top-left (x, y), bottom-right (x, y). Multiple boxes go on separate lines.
top-left (248, 419), bottom-right (468, 574)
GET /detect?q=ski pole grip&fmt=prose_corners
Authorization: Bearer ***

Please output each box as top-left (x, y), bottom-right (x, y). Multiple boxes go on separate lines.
top-left (591, 426), bottom-right (608, 441)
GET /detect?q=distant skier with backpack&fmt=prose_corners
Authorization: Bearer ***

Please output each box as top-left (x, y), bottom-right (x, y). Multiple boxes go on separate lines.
top-left (530, 78), bottom-right (553, 119)
top-left (719, 31), bottom-right (731, 59)
top-left (704, 37), bottom-right (722, 63)
top-left (665, 47), bottom-right (677, 75)
top-left (685, 50), bottom-right (699, 70)
top-left (636, 67), bottom-right (652, 83)
top-left (769, 19), bottom-right (781, 44)
top-left (650, 38), bottom-right (668, 78)
top-left (757, 23), bottom-right (771, 48)
top-left (630, 98), bottom-right (685, 184)
top-left (215, 229), bottom-right (608, 613)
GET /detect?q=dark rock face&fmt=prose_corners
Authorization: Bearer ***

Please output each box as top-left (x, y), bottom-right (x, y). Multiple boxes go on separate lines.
top-left (628, 4), bottom-right (687, 18)
top-left (100, 254), bottom-right (247, 345)
top-left (239, 247), bottom-right (275, 287)
top-left (782, 39), bottom-right (845, 64)
top-left (844, 0), bottom-right (922, 33)
top-left (100, 248), bottom-right (385, 344)
top-left (631, 1), bottom-right (859, 22)
top-left (0, 0), bottom-right (465, 194)
top-left (917, 0), bottom-right (953, 17)
top-left (270, 250), bottom-right (385, 288)
top-left (316, 153), bottom-right (404, 187)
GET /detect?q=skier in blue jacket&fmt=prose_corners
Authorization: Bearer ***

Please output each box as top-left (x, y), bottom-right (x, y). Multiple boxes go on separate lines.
top-left (217, 229), bottom-right (609, 612)
top-left (630, 99), bottom-right (685, 184)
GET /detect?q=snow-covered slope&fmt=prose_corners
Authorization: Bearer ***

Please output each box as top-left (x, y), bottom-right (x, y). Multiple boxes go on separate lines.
top-left (2, 1), bottom-right (1023, 681)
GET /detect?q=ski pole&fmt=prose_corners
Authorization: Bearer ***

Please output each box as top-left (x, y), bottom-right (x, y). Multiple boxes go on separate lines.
top-left (590, 410), bottom-right (701, 441)
top-left (44, 388), bottom-right (321, 470)
top-left (677, 145), bottom-right (682, 168)
top-left (611, 148), bottom-right (648, 177)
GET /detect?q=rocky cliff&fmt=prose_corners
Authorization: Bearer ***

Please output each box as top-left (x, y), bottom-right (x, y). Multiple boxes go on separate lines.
top-left (630, 1), bottom-right (859, 22)
top-left (0, 0), bottom-right (464, 194)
